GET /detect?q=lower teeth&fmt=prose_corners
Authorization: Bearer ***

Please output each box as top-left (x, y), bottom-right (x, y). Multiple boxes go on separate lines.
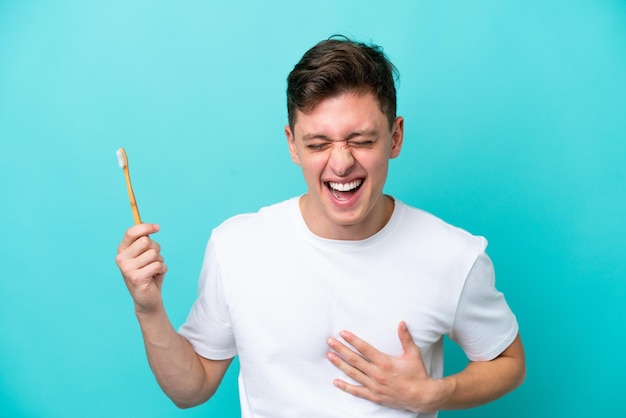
top-left (331, 189), bottom-right (351, 201)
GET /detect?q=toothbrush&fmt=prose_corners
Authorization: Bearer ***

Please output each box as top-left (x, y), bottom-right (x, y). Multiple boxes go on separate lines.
top-left (116, 147), bottom-right (142, 224)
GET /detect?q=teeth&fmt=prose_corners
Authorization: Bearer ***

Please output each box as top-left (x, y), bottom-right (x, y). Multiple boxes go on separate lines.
top-left (328, 180), bottom-right (362, 192)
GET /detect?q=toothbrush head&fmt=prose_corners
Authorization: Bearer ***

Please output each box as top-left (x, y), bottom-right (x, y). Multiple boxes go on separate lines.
top-left (116, 148), bottom-right (127, 169)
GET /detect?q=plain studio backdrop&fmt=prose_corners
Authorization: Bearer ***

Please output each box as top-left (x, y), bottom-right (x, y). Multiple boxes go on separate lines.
top-left (1, 1), bottom-right (625, 417)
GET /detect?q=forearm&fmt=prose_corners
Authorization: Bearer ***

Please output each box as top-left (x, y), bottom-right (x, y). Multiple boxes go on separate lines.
top-left (117, 224), bottom-right (230, 407)
top-left (438, 334), bottom-right (526, 410)
top-left (136, 305), bottom-right (230, 408)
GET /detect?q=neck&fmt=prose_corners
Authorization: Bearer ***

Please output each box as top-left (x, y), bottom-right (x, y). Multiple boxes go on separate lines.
top-left (299, 194), bottom-right (395, 241)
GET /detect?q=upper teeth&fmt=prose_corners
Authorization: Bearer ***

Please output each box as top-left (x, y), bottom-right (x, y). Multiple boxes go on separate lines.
top-left (328, 180), bottom-right (362, 192)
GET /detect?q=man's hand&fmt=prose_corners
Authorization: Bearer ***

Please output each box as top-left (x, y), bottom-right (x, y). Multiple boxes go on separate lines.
top-left (114, 223), bottom-right (232, 407)
top-left (115, 223), bottom-right (168, 314)
top-left (326, 321), bottom-right (454, 413)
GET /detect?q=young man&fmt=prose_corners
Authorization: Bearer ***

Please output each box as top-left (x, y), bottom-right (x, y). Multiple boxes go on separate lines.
top-left (116, 37), bottom-right (525, 417)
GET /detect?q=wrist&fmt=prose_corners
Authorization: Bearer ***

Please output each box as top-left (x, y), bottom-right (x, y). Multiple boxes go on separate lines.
top-left (436, 376), bottom-right (458, 410)
top-left (134, 303), bottom-right (178, 349)
top-left (134, 296), bottom-right (164, 317)
top-left (406, 376), bottom-right (458, 414)
top-left (423, 377), bottom-right (458, 412)
top-left (134, 300), bottom-right (166, 323)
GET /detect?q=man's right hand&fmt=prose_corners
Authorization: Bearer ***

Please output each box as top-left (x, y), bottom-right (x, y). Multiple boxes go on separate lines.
top-left (115, 223), bottom-right (168, 314)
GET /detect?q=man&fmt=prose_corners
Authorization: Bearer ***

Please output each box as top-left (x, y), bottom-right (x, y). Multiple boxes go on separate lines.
top-left (116, 37), bottom-right (525, 417)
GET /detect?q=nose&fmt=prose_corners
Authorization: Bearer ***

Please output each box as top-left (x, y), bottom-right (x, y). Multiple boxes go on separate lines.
top-left (328, 143), bottom-right (355, 177)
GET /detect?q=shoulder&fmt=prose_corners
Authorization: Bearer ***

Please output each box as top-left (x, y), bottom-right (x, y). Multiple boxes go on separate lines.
top-left (201, 197), bottom-right (302, 273)
top-left (211, 197), bottom-right (299, 244)
top-left (394, 200), bottom-right (487, 254)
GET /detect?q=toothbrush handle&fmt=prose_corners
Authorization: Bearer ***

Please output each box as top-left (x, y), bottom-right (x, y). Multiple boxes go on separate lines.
top-left (124, 167), bottom-right (142, 224)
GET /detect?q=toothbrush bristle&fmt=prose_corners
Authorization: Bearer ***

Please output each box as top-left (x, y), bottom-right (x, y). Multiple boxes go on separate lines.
top-left (116, 148), bottom-right (127, 168)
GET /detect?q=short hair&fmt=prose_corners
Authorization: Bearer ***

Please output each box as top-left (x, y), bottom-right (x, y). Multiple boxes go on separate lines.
top-left (286, 36), bottom-right (399, 131)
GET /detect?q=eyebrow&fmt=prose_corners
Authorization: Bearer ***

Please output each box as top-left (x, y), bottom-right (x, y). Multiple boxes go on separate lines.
top-left (302, 130), bottom-right (378, 142)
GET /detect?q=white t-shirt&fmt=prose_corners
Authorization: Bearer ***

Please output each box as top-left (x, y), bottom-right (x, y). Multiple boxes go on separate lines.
top-left (179, 197), bottom-right (518, 418)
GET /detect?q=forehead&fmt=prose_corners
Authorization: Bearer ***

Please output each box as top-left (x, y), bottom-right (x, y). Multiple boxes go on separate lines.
top-left (293, 92), bottom-right (388, 138)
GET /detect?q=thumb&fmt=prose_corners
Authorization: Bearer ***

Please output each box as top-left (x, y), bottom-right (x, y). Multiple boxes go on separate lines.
top-left (398, 321), bottom-right (419, 355)
top-left (118, 223), bottom-right (161, 253)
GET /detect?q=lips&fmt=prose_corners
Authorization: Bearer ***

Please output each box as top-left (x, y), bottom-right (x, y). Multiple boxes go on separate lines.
top-left (326, 179), bottom-right (363, 201)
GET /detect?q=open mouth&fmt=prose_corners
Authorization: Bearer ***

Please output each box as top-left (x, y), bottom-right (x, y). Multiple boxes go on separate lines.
top-left (326, 179), bottom-right (363, 201)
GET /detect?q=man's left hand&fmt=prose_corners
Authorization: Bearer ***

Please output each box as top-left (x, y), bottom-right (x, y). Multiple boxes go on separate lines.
top-left (326, 321), bottom-right (455, 413)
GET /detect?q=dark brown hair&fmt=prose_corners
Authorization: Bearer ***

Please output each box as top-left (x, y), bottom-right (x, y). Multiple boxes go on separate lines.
top-left (286, 36), bottom-right (399, 130)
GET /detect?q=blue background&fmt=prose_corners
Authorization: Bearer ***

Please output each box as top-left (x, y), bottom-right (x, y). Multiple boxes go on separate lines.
top-left (1, 1), bottom-right (625, 417)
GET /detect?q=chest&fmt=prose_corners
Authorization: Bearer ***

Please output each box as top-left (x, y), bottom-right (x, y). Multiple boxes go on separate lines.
top-left (221, 243), bottom-right (459, 361)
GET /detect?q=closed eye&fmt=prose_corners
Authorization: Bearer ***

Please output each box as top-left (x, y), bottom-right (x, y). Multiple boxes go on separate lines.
top-left (306, 143), bottom-right (330, 151)
top-left (350, 140), bottom-right (375, 148)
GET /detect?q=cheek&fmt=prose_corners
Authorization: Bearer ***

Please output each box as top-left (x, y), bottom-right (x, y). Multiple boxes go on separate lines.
top-left (355, 151), bottom-right (389, 175)
top-left (297, 156), bottom-right (324, 184)
top-left (300, 153), bottom-right (327, 171)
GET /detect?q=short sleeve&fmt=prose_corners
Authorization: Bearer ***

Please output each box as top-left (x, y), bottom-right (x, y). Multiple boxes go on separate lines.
top-left (449, 252), bottom-right (519, 361)
top-left (178, 235), bottom-right (238, 360)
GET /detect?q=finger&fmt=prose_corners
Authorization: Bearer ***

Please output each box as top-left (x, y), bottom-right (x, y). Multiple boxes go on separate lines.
top-left (125, 259), bottom-right (167, 287)
top-left (397, 321), bottom-right (419, 355)
top-left (338, 330), bottom-right (382, 363)
top-left (397, 321), bottom-right (429, 380)
top-left (118, 223), bottom-right (160, 253)
top-left (326, 349), bottom-right (370, 386)
top-left (327, 337), bottom-right (373, 378)
top-left (328, 336), bottom-right (371, 363)
top-left (132, 247), bottom-right (163, 271)
top-left (332, 378), bottom-right (376, 402)
top-left (117, 234), bottom-right (162, 265)
top-left (140, 259), bottom-right (167, 280)
top-left (123, 240), bottom-right (164, 268)
top-left (158, 260), bottom-right (168, 276)
top-left (116, 241), bottom-right (164, 281)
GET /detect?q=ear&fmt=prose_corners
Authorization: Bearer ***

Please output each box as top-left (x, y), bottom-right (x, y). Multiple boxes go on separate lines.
top-left (285, 125), bottom-right (301, 165)
top-left (389, 116), bottom-right (404, 159)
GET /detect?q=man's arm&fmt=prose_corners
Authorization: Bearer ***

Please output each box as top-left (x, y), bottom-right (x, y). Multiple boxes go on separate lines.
top-left (327, 321), bottom-right (525, 413)
top-left (437, 332), bottom-right (525, 410)
top-left (116, 223), bottom-right (231, 408)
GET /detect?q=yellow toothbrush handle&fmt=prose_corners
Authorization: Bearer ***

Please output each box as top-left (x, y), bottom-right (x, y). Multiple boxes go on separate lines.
top-left (123, 165), bottom-right (142, 224)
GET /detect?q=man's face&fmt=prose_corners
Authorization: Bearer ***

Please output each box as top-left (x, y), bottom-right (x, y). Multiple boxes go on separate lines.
top-left (285, 91), bottom-right (404, 240)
